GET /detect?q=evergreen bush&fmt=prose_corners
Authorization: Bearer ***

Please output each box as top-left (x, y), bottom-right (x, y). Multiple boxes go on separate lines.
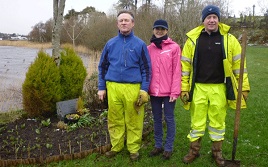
top-left (59, 47), bottom-right (87, 100)
top-left (22, 47), bottom-right (87, 118)
top-left (22, 50), bottom-right (61, 117)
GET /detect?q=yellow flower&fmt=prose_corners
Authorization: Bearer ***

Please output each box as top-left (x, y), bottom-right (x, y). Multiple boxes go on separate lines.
top-left (66, 114), bottom-right (80, 120)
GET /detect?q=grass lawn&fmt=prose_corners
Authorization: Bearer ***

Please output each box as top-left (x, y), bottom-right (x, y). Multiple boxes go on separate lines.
top-left (12, 46), bottom-right (268, 167)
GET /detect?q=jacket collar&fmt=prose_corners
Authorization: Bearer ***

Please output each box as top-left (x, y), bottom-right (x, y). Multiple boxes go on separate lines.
top-left (186, 22), bottom-right (230, 42)
top-left (118, 30), bottom-right (134, 38)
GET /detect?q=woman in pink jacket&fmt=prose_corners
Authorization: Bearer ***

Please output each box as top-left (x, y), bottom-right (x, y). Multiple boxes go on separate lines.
top-left (147, 19), bottom-right (182, 160)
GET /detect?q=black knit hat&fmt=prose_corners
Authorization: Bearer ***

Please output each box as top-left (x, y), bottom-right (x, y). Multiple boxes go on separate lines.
top-left (153, 19), bottom-right (168, 29)
top-left (202, 5), bottom-right (220, 22)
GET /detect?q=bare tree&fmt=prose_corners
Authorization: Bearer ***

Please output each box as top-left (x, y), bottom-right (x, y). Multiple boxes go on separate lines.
top-left (116, 0), bottom-right (136, 10)
top-left (63, 9), bottom-right (85, 48)
top-left (258, 0), bottom-right (268, 15)
top-left (43, 19), bottom-right (53, 42)
top-left (62, 7), bottom-right (104, 48)
top-left (52, 0), bottom-right (66, 66)
top-left (29, 22), bottom-right (46, 42)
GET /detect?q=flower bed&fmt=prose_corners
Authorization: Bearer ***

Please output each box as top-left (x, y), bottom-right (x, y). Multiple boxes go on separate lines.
top-left (0, 109), bottom-right (153, 166)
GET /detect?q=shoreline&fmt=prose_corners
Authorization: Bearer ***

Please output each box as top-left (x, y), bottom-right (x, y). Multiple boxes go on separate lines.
top-left (0, 40), bottom-right (52, 49)
top-left (0, 40), bottom-right (94, 55)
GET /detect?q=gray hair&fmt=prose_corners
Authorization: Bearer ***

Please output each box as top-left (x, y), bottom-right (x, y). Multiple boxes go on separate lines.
top-left (117, 10), bottom-right (134, 21)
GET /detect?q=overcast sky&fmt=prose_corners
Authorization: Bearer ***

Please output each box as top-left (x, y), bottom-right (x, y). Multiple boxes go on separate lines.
top-left (0, 0), bottom-right (262, 35)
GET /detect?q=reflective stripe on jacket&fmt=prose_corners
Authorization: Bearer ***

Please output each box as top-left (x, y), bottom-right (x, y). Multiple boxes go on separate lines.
top-left (181, 23), bottom-right (250, 110)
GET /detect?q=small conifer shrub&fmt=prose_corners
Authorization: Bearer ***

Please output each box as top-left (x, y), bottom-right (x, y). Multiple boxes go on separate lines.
top-left (59, 47), bottom-right (87, 101)
top-left (22, 50), bottom-right (61, 117)
top-left (22, 47), bottom-right (87, 117)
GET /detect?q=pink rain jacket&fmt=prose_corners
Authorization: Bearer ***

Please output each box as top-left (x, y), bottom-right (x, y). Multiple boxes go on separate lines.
top-left (147, 37), bottom-right (182, 98)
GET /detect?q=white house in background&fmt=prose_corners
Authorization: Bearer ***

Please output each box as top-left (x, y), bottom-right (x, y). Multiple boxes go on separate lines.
top-left (10, 36), bottom-right (28, 41)
top-left (0, 38), bottom-right (2, 40)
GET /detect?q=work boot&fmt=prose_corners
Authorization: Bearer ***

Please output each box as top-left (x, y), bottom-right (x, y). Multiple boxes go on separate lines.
top-left (105, 151), bottom-right (117, 158)
top-left (130, 152), bottom-right (140, 161)
top-left (182, 138), bottom-right (202, 164)
top-left (162, 151), bottom-right (172, 160)
top-left (212, 141), bottom-right (225, 167)
top-left (149, 147), bottom-right (164, 157)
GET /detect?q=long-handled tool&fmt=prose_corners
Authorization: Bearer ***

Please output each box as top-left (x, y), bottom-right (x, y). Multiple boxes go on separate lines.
top-left (225, 30), bottom-right (247, 167)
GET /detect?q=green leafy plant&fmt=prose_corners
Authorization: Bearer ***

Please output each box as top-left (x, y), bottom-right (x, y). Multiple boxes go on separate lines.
top-left (0, 125), bottom-right (6, 133)
top-left (41, 118), bottom-right (51, 127)
top-left (35, 128), bottom-right (41, 135)
top-left (79, 113), bottom-right (95, 126)
top-left (45, 143), bottom-right (53, 149)
top-left (20, 123), bottom-right (26, 129)
top-left (67, 113), bottom-right (95, 132)
top-left (67, 123), bottom-right (78, 132)
top-left (98, 110), bottom-right (108, 125)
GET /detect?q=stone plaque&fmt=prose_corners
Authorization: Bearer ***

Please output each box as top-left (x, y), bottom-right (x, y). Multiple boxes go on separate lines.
top-left (56, 98), bottom-right (78, 120)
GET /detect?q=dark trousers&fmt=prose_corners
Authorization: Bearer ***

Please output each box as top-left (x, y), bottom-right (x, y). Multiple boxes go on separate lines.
top-left (150, 96), bottom-right (176, 151)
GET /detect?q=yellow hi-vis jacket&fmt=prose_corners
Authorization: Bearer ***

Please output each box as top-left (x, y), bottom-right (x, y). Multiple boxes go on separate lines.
top-left (181, 23), bottom-right (250, 110)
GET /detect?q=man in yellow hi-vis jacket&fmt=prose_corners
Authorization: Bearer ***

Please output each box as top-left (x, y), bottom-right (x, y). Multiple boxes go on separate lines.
top-left (180, 5), bottom-right (250, 166)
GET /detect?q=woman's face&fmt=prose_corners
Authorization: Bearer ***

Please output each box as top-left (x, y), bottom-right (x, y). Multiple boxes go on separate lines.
top-left (153, 27), bottom-right (168, 38)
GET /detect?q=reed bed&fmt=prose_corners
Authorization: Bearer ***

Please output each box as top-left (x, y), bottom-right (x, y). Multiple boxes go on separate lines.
top-left (0, 40), bottom-right (94, 55)
top-left (0, 40), bottom-right (51, 49)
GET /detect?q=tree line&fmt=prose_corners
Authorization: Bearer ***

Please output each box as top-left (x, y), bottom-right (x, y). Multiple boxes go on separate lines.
top-left (28, 0), bottom-right (268, 51)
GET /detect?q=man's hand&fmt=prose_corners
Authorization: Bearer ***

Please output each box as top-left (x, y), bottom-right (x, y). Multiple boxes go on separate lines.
top-left (242, 91), bottom-right (249, 101)
top-left (135, 90), bottom-right (149, 107)
top-left (98, 90), bottom-right (106, 102)
top-left (180, 91), bottom-right (189, 105)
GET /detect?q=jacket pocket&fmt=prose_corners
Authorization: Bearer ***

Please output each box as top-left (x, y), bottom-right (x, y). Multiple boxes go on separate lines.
top-left (226, 77), bottom-right (235, 100)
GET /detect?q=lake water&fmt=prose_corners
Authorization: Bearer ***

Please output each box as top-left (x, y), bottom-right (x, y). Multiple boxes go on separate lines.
top-left (0, 46), bottom-right (91, 112)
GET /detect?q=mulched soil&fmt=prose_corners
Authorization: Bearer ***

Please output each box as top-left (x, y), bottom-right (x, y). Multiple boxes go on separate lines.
top-left (0, 110), bottom-right (153, 162)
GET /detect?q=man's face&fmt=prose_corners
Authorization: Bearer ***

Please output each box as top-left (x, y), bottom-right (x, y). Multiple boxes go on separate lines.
top-left (117, 13), bottom-right (134, 35)
top-left (203, 14), bottom-right (219, 33)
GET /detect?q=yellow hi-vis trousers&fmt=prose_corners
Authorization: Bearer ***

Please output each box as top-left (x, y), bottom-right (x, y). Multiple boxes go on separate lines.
top-left (106, 81), bottom-right (144, 153)
top-left (187, 83), bottom-right (227, 142)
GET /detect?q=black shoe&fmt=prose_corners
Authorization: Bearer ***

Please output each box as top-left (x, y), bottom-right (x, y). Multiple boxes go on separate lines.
top-left (105, 151), bottom-right (117, 158)
top-left (162, 151), bottom-right (172, 160)
top-left (149, 147), bottom-right (164, 157)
